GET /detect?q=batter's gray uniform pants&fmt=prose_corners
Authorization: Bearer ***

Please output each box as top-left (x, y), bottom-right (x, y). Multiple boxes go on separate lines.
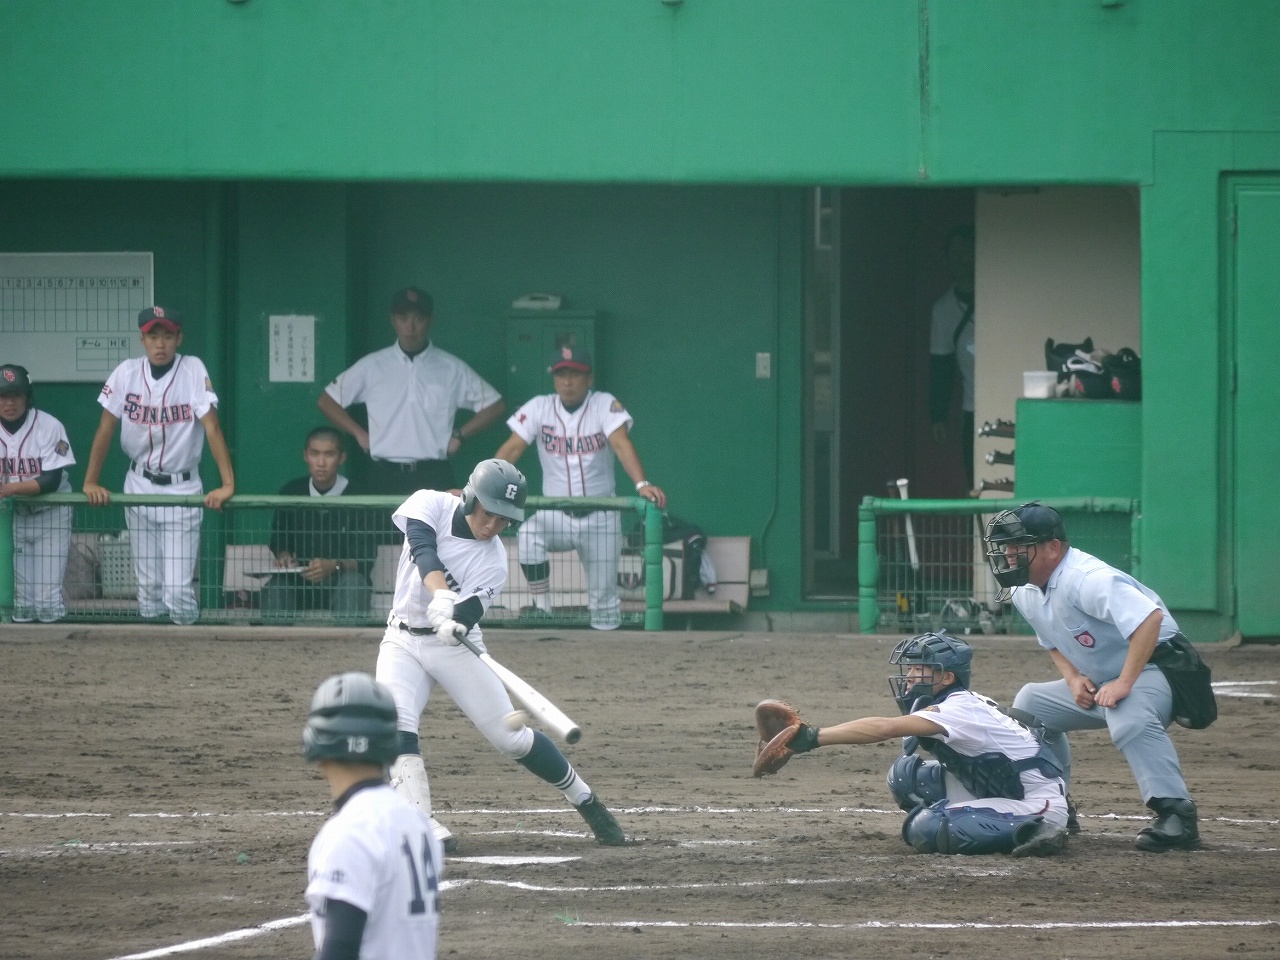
top-left (1013, 663), bottom-right (1191, 803)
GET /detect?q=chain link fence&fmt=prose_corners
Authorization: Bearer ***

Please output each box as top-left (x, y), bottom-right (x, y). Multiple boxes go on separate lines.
top-left (1, 494), bottom-right (667, 629)
top-left (857, 496), bottom-right (1139, 636)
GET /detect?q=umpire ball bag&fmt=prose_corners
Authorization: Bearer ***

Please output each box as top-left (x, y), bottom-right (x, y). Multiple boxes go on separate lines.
top-left (1150, 634), bottom-right (1217, 729)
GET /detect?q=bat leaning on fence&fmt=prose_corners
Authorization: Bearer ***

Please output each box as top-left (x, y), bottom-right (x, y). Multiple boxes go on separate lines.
top-left (450, 631), bottom-right (583, 744)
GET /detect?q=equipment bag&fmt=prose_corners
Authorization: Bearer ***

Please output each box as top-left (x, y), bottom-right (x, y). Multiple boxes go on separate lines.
top-left (1150, 634), bottom-right (1218, 729)
top-left (617, 548), bottom-right (684, 601)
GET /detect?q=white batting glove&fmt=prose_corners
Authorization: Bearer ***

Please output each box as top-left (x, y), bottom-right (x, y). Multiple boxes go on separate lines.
top-left (426, 589), bottom-right (460, 629)
top-left (436, 619), bottom-right (468, 645)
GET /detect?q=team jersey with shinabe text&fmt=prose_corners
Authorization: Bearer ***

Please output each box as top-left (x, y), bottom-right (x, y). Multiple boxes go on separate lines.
top-left (914, 688), bottom-right (1063, 800)
top-left (97, 355), bottom-right (218, 474)
top-left (307, 783), bottom-right (442, 960)
top-left (324, 344), bottom-right (501, 462)
top-left (389, 489), bottom-right (508, 627)
top-left (1, 409), bottom-right (75, 493)
top-left (1011, 546), bottom-right (1181, 682)
top-left (506, 391), bottom-right (633, 496)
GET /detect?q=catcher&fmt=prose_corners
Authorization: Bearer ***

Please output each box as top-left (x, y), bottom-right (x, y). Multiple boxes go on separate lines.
top-left (753, 632), bottom-right (1070, 857)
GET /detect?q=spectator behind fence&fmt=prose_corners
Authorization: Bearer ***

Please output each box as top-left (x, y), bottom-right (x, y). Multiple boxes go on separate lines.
top-left (260, 427), bottom-right (377, 620)
top-left (494, 346), bottom-right (666, 630)
top-left (82, 307), bottom-right (236, 626)
top-left (928, 223), bottom-right (977, 490)
top-left (0, 364), bottom-right (75, 623)
top-left (318, 287), bottom-right (506, 496)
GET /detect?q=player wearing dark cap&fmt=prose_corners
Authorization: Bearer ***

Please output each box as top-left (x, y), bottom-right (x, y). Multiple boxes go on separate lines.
top-left (985, 501), bottom-right (1206, 851)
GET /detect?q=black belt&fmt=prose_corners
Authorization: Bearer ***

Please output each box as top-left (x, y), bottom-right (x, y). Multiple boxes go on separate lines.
top-left (373, 459), bottom-right (446, 473)
top-left (390, 617), bottom-right (436, 636)
top-left (131, 462), bottom-right (192, 485)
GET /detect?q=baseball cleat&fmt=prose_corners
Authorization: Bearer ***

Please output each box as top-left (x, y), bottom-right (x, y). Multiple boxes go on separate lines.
top-left (576, 794), bottom-right (626, 846)
top-left (430, 817), bottom-right (459, 854)
top-left (1065, 795), bottom-right (1081, 834)
top-left (1135, 798), bottom-right (1199, 852)
top-left (1011, 821), bottom-right (1069, 858)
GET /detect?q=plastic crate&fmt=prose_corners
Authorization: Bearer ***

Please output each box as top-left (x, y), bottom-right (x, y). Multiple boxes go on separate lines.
top-left (98, 534), bottom-right (139, 599)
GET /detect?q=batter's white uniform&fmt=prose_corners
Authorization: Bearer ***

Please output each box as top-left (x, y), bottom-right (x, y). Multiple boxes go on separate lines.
top-left (98, 354), bottom-right (218, 624)
top-left (506, 391), bottom-right (632, 629)
top-left (307, 781), bottom-right (442, 960)
top-left (324, 344), bottom-right (500, 463)
top-left (376, 490), bottom-right (534, 758)
top-left (2, 409), bottom-right (75, 622)
top-left (916, 689), bottom-right (1069, 827)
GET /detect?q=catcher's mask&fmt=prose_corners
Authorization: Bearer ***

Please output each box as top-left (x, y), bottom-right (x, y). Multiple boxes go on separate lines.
top-left (888, 632), bottom-right (974, 714)
top-left (982, 501), bottom-right (1066, 596)
top-left (303, 672), bottom-right (399, 766)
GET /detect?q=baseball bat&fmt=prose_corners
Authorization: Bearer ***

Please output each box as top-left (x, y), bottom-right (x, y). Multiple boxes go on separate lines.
top-left (895, 478), bottom-right (920, 573)
top-left (452, 632), bottom-right (582, 744)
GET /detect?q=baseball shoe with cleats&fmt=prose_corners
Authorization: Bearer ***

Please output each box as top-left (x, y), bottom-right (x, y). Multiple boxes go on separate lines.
top-left (1011, 820), bottom-right (1070, 858)
top-left (1065, 795), bottom-right (1081, 834)
top-left (576, 794), bottom-right (626, 846)
top-left (430, 817), bottom-right (459, 854)
top-left (1135, 798), bottom-right (1199, 852)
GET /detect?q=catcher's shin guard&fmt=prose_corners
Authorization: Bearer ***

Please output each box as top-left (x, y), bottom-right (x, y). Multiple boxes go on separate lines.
top-left (390, 754), bottom-right (458, 853)
top-left (904, 801), bottom-right (1064, 856)
top-left (887, 754), bottom-right (946, 812)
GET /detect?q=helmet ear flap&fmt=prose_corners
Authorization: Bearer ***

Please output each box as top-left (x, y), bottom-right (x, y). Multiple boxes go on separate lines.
top-left (460, 484), bottom-right (477, 515)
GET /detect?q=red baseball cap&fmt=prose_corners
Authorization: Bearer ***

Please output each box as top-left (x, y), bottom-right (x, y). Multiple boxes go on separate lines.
top-left (138, 306), bottom-right (183, 333)
top-left (549, 345), bottom-right (592, 373)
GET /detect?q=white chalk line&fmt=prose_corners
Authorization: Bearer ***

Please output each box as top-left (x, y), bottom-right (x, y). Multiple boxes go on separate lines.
top-left (566, 919), bottom-right (1280, 931)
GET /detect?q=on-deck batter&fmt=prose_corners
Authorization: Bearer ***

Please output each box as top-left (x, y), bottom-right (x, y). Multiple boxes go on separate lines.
top-left (495, 346), bottom-right (666, 630)
top-left (0, 364), bottom-right (75, 623)
top-left (82, 307), bottom-right (236, 625)
top-left (376, 458), bottom-right (626, 852)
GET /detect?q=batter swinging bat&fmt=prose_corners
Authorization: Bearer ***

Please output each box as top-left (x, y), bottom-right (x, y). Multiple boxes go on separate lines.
top-left (451, 632), bottom-right (583, 744)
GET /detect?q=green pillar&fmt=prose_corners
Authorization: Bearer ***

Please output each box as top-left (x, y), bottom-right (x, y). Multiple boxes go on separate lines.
top-left (643, 499), bottom-right (664, 631)
top-left (0, 501), bottom-right (13, 617)
top-left (857, 498), bottom-right (879, 634)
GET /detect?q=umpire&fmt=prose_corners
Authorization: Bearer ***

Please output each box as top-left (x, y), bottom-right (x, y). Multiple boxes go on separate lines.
top-left (985, 502), bottom-right (1200, 852)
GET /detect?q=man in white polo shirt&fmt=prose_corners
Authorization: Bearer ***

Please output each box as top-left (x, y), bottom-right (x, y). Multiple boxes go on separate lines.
top-left (318, 288), bottom-right (506, 496)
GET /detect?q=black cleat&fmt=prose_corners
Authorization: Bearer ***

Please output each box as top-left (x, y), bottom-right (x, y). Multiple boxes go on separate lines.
top-left (1011, 821), bottom-right (1070, 858)
top-left (576, 794), bottom-right (626, 846)
top-left (1065, 795), bottom-right (1081, 835)
top-left (1136, 798), bottom-right (1199, 852)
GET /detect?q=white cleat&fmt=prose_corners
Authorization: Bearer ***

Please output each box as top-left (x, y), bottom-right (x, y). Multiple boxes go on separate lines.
top-left (431, 817), bottom-right (459, 854)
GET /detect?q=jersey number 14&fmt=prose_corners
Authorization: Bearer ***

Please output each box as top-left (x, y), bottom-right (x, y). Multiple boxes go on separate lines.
top-left (401, 835), bottom-right (441, 915)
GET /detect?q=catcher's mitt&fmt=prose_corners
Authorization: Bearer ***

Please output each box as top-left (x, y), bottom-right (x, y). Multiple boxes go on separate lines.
top-left (752, 699), bottom-right (818, 777)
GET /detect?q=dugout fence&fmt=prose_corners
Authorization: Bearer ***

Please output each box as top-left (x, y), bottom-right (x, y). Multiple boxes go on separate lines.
top-left (858, 495), bottom-right (1139, 635)
top-left (0, 493), bottom-right (668, 630)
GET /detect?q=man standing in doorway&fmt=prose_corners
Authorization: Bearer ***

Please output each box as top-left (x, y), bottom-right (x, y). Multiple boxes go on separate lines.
top-left (929, 224), bottom-right (976, 490)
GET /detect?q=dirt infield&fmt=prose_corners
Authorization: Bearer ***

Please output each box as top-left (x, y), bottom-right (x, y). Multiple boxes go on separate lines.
top-left (1, 627), bottom-right (1277, 960)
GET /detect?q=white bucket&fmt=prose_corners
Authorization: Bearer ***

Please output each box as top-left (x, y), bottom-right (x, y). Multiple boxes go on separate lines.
top-left (1023, 370), bottom-right (1058, 399)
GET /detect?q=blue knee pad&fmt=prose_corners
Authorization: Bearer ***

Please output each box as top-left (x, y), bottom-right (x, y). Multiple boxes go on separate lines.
top-left (903, 800), bottom-right (1046, 855)
top-left (887, 754), bottom-right (946, 812)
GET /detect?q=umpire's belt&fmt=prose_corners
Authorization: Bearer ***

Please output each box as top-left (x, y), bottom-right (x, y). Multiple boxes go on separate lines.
top-left (131, 462), bottom-right (192, 485)
top-left (373, 458), bottom-right (447, 473)
top-left (388, 615), bottom-right (436, 636)
top-left (562, 506), bottom-right (600, 519)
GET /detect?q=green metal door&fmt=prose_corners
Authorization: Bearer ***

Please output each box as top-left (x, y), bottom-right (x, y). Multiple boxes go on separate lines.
top-left (1231, 179), bottom-right (1280, 636)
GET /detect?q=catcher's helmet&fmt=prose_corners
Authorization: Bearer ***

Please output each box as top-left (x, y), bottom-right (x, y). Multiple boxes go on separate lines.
top-left (982, 501), bottom-right (1066, 590)
top-left (461, 458), bottom-right (527, 522)
top-left (303, 672), bottom-right (399, 766)
top-left (888, 632), bottom-right (974, 714)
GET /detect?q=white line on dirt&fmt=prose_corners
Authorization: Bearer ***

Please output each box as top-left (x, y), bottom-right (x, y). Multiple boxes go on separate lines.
top-left (566, 919), bottom-right (1280, 931)
top-left (103, 914), bottom-right (311, 960)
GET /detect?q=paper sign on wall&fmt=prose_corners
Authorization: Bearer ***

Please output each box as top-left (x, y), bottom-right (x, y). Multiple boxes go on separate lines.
top-left (269, 314), bottom-right (315, 382)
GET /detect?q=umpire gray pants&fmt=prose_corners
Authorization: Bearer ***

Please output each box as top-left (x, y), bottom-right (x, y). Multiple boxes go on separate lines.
top-left (1013, 663), bottom-right (1191, 803)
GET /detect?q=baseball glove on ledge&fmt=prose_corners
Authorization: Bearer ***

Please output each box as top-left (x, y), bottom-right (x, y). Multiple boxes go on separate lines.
top-left (753, 699), bottom-right (820, 777)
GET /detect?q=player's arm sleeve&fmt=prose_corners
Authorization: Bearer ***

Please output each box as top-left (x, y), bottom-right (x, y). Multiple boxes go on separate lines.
top-left (34, 469), bottom-right (65, 495)
top-left (186, 358), bottom-right (219, 420)
top-left (459, 362), bottom-right (501, 412)
top-left (1077, 571), bottom-right (1161, 641)
top-left (454, 595), bottom-right (484, 629)
top-left (313, 898), bottom-right (367, 960)
top-left (323, 358), bottom-right (369, 407)
top-left (506, 399), bottom-right (540, 444)
top-left (405, 518), bottom-right (446, 579)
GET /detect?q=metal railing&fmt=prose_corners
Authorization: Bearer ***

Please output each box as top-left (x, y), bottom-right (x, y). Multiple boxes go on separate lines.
top-left (1, 493), bottom-right (668, 630)
top-left (857, 496), bottom-right (1140, 635)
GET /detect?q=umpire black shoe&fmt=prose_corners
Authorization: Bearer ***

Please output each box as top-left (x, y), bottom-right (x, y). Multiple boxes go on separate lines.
top-left (1065, 795), bottom-right (1081, 834)
top-left (1136, 798), bottom-right (1199, 852)
top-left (576, 794), bottom-right (626, 846)
top-left (1011, 820), bottom-right (1070, 858)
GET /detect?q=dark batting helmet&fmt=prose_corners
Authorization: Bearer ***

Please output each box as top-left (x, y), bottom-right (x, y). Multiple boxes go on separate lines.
top-left (983, 501), bottom-right (1066, 590)
top-left (461, 458), bottom-right (527, 522)
top-left (302, 672), bottom-right (399, 766)
top-left (888, 632), bottom-right (974, 714)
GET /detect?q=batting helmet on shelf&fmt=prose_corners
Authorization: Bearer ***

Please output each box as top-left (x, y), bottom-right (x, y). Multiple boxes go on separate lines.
top-left (461, 458), bottom-right (527, 522)
top-left (983, 502), bottom-right (1067, 590)
top-left (303, 672), bottom-right (399, 766)
top-left (888, 632), bottom-right (974, 714)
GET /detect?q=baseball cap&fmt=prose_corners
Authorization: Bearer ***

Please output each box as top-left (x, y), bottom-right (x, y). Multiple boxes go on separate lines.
top-left (0, 364), bottom-right (32, 395)
top-left (138, 306), bottom-right (183, 333)
top-left (390, 287), bottom-right (433, 316)
top-left (1014, 502), bottom-right (1067, 542)
top-left (549, 345), bottom-right (592, 373)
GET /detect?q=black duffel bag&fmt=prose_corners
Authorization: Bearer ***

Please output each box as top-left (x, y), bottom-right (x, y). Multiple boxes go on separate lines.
top-left (1150, 634), bottom-right (1217, 729)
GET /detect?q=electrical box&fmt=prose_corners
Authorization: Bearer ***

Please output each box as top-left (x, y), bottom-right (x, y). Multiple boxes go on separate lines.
top-left (506, 309), bottom-right (598, 409)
